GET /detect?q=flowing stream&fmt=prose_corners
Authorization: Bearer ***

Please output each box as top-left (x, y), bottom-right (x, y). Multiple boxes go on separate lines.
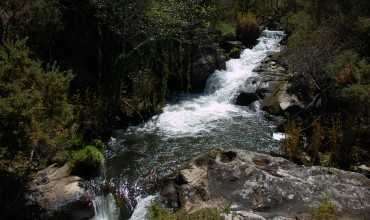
top-left (91, 30), bottom-right (285, 220)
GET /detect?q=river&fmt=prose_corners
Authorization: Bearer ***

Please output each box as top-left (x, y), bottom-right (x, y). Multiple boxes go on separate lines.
top-left (91, 30), bottom-right (285, 220)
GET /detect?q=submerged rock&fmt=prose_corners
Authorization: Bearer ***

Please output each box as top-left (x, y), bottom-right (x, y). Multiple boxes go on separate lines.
top-left (159, 149), bottom-right (370, 220)
top-left (28, 164), bottom-right (94, 220)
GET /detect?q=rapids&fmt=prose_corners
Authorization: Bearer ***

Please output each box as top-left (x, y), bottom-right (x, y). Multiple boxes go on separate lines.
top-left (92, 30), bottom-right (285, 220)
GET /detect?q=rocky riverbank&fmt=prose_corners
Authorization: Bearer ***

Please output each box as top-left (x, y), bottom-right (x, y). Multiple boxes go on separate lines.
top-left (158, 149), bottom-right (370, 220)
top-left (27, 164), bottom-right (94, 220)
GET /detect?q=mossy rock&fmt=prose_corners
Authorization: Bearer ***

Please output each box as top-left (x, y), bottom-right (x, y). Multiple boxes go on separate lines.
top-left (149, 204), bottom-right (221, 220)
top-left (69, 145), bottom-right (104, 177)
top-left (228, 47), bottom-right (241, 59)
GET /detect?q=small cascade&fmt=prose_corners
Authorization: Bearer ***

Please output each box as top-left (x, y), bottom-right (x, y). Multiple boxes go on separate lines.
top-left (129, 196), bottom-right (157, 220)
top-left (90, 161), bottom-right (120, 220)
top-left (92, 193), bottom-right (120, 220)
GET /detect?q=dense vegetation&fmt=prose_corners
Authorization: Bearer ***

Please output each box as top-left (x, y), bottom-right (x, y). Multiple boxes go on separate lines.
top-left (0, 0), bottom-right (369, 219)
top-left (272, 0), bottom-right (370, 170)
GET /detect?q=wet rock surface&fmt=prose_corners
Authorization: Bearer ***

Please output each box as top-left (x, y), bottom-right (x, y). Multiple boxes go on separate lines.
top-left (159, 149), bottom-right (370, 220)
top-left (235, 58), bottom-right (304, 116)
top-left (28, 164), bottom-right (94, 220)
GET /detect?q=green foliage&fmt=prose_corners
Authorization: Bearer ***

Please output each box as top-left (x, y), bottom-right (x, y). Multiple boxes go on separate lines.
top-left (69, 145), bottom-right (104, 176)
top-left (0, 39), bottom-right (72, 156)
top-left (145, 0), bottom-right (188, 38)
top-left (0, 0), bottom-right (63, 53)
top-left (281, 11), bottom-right (314, 33)
top-left (71, 90), bottom-right (107, 140)
top-left (326, 50), bottom-right (370, 85)
top-left (312, 199), bottom-right (336, 220)
top-left (149, 204), bottom-right (221, 220)
top-left (145, 0), bottom-right (219, 39)
top-left (215, 21), bottom-right (236, 36)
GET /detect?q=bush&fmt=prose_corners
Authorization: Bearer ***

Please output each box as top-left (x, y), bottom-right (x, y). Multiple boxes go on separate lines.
top-left (235, 12), bottom-right (260, 47)
top-left (326, 50), bottom-right (370, 86)
top-left (69, 146), bottom-right (104, 177)
top-left (149, 204), bottom-right (221, 220)
top-left (0, 39), bottom-right (72, 157)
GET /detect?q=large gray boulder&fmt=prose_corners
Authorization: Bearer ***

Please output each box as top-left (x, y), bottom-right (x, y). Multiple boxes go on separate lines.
top-left (159, 149), bottom-right (370, 220)
top-left (28, 164), bottom-right (94, 220)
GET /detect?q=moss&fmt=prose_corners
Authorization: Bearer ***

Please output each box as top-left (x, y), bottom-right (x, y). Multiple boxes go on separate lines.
top-left (149, 204), bottom-right (221, 220)
top-left (312, 199), bottom-right (336, 220)
top-left (69, 145), bottom-right (104, 177)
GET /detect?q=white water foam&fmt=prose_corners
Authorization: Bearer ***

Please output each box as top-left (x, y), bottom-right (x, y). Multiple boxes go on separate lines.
top-left (133, 30), bottom-right (285, 137)
top-left (129, 195), bottom-right (157, 220)
top-left (92, 193), bottom-right (120, 220)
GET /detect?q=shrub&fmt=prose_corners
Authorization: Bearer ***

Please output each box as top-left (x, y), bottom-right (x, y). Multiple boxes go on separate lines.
top-left (149, 204), bottom-right (221, 220)
top-left (235, 12), bottom-right (260, 47)
top-left (281, 119), bottom-right (301, 160)
top-left (308, 120), bottom-right (324, 165)
top-left (69, 146), bottom-right (104, 177)
top-left (0, 39), bottom-right (72, 157)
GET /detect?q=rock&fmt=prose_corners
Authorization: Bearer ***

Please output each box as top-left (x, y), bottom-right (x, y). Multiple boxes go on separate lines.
top-left (234, 60), bottom-right (293, 109)
top-left (28, 164), bottom-right (94, 220)
top-left (261, 82), bottom-right (304, 115)
top-left (252, 58), bottom-right (305, 116)
top-left (222, 211), bottom-right (266, 220)
top-left (160, 149), bottom-right (370, 219)
top-left (221, 40), bottom-right (245, 52)
top-left (235, 92), bottom-right (259, 106)
top-left (355, 165), bottom-right (370, 177)
top-left (229, 47), bottom-right (242, 59)
top-left (191, 44), bottom-right (226, 92)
